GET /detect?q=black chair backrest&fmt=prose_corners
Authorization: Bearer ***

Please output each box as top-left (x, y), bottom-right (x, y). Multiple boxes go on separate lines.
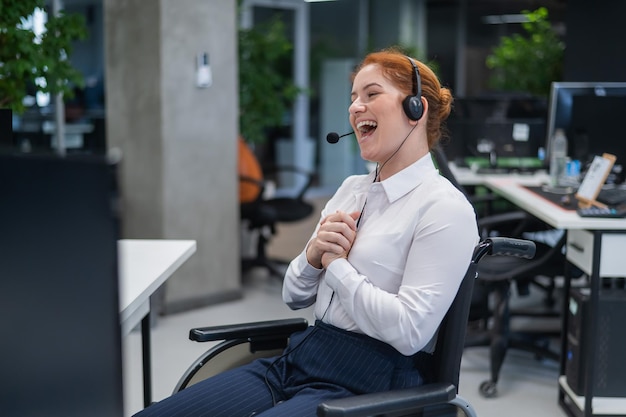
top-left (435, 261), bottom-right (478, 388)
top-left (415, 260), bottom-right (478, 389)
top-left (431, 145), bottom-right (470, 201)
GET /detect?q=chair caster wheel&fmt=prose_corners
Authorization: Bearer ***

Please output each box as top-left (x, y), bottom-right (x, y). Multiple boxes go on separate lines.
top-left (479, 380), bottom-right (498, 398)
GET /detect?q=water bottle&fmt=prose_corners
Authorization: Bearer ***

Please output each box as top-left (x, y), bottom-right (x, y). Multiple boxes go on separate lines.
top-left (549, 129), bottom-right (568, 187)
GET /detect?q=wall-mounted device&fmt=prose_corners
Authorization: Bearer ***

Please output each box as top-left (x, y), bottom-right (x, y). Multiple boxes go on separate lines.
top-left (196, 52), bottom-right (212, 88)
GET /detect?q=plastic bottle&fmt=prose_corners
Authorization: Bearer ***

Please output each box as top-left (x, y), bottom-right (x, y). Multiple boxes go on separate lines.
top-left (549, 129), bottom-right (568, 187)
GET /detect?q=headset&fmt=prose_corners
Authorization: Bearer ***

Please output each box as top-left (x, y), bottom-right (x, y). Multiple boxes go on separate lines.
top-left (402, 56), bottom-right (424, 121)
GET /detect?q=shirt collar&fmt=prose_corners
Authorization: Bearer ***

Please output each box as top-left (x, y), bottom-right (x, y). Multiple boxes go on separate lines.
top-left (379, 153), bottom-right (438, 203)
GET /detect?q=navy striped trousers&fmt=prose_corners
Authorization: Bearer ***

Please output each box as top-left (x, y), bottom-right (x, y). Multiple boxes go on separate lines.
top-left (133, 321), bottom-right (424, 417)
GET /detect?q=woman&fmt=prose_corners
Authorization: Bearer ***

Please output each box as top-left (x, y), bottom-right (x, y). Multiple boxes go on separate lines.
top-left (134, 47), bottom-right (478, 417)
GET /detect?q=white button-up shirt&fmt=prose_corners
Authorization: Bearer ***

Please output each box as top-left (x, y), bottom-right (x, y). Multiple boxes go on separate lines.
top-left (283, 153), bottom-right (479, 355)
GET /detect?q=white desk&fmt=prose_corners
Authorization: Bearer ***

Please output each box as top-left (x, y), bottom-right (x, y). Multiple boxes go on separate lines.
top-left (119, 239), bottom-right (197, 334)
top-left (484, 178), bottom-right (626, 231)
top-left (483, 178), bottom-right (626, 417)
top-left (118, 239), bottom-right (197, 406)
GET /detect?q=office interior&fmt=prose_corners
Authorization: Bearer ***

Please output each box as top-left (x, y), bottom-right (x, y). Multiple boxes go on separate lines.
top-left (2, 0), bottom-right (626, 416)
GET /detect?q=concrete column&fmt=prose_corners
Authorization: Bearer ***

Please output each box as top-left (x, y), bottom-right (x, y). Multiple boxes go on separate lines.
top-left (105, 0), bottom-right (240, 313)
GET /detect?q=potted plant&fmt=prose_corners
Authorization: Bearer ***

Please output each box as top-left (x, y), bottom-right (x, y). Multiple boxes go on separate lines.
top-left (238, 17), bottom-right (301, 146)
top-left (485, 7), bottom-right (564, 98)
top-left (0, 0), bottom-right (86, 130)
top-left (238, 15), bottom-right (311, 190)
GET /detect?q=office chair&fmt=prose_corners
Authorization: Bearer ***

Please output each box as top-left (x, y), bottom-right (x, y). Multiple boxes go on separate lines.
top-left (432, 145), bottom-right (567, 398)
top-left (464, 231), bottom-right (566, 398)
top-left (172, 237), bottom-right (535, 417)
top-left (238, 138), bottom-right (315, 277)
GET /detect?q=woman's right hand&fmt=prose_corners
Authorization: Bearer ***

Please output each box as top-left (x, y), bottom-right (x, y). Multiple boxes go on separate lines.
top-left (306, 210), bottom-right (360, 269)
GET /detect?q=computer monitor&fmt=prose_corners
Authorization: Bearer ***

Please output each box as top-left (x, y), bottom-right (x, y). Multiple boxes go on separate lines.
top-left (546, 82), bottom-right (626, 171)
top-left (444, 96), bottom-right (547, 163)
top-left (0, 154), bottom-right (123, 417)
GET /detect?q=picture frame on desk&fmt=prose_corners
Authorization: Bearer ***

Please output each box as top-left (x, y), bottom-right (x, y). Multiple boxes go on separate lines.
top-left (575, 153), bottom-right (616, 208)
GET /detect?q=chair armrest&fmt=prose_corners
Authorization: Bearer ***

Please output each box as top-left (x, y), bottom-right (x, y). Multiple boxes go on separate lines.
top-left (189, 318), bottom-right (309, 342)
top-left (469, 192), bottom-right (500, 205)
top-left (263, 165), bottom-right (315, 200)
top-left (476, 210), bottom-right (529, 229)
top-left (239, 175), bottom-right (266, 205)
top-left (263, 164), bottom-right (313, 178)
top-left (239, 174), bottom-right (265, 188)
top-left (317, 383), bottom-right (456, 417)
top-left (477, 210), bottom-right (552, 240)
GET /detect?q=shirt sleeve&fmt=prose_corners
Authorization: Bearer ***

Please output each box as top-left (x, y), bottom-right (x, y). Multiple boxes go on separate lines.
top-left (282, 247), bottom-right (324, 309)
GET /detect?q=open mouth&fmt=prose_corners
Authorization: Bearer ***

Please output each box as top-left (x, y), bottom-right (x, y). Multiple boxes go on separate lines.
top-left (357, 120), bottom-right (377, 139)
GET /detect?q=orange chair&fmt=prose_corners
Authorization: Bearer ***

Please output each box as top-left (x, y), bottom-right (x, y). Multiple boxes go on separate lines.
top-left (238, 137), bottom-right (315, 277)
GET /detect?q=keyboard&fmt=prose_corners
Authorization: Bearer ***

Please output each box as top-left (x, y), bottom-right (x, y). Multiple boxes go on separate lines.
top-left (597, 188), bottom-right (626, 205)
top-left (577, 205), bottom-right (626, 218)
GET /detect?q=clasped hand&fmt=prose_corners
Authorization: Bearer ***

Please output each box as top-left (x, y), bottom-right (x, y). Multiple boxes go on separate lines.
top-left (306, 210), bottom-right (360, 269)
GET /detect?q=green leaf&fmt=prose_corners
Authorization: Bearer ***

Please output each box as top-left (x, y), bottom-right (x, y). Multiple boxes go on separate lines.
top-left (485, 7), bottom-right (564, 97)
top-left (0, 2), bottom-right (87, 113)
top-left (238, 16), bottom-right (305, 144)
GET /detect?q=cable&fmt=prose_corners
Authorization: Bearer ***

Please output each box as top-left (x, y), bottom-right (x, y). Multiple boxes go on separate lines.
top-left (356, 199), bottom-right (367, 229)
top-left (375, 123), bottom-right (418, 181)
top-left (361, 123), bottom-right (416, 227)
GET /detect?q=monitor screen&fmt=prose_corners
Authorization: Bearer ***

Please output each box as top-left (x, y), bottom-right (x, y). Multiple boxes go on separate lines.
top-left (444, 96), bottom-right (547, 163)
top-left (0, 154), bottom-right (124, 417)
top-left (546, 82), bottom-right (626, 172)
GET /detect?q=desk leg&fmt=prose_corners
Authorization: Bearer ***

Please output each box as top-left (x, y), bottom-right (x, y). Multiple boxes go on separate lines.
top-left (559, 255), bottom-right (571, 375)
top-left (141, 313), bottom-right (152, 407)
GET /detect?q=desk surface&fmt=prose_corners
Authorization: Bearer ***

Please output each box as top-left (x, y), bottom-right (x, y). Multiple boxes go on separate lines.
top-left (485, 177), bottom-right (626, 230)
top-left (450, 163), bottom-right (626, 230)
top-left (118, 239), bottom-right (197, 334)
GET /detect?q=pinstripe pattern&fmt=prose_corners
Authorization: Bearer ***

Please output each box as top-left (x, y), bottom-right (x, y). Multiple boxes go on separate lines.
top-left (134, 322), bottom-right (423, 417)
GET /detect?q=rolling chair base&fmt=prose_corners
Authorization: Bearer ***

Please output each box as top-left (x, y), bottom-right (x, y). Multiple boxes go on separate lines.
top-left (241, 225), bottom-right (289, 278)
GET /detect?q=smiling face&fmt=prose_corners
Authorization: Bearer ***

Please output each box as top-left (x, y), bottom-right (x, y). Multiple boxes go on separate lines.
top-left (349, 63), bottom-right (417, 168)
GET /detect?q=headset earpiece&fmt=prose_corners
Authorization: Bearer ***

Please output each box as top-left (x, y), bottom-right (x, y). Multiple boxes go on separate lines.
top-left (402, 57), bottom-right (424, 121)
top-left (402, 95), bottom-right (423, 122)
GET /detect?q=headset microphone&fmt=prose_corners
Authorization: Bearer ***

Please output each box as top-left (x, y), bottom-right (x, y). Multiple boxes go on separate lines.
top-left (326, 131), bottom-right (354, 144)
